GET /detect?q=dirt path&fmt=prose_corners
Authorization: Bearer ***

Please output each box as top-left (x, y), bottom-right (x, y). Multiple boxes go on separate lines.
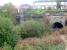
top-left (60, 35), bottom-right (67, 50)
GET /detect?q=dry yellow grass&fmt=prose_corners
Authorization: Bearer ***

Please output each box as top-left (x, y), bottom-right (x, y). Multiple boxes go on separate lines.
top-left (16, 26), bottom-right (67, 47)
top-left (17, 35), bottom-right (64, 47)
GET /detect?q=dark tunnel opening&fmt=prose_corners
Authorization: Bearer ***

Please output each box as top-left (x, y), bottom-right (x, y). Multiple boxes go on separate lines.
top-left (52, 22), bottom-right (63, 29)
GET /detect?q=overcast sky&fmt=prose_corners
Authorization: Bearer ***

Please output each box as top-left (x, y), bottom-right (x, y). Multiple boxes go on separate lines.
top-left (0, 0), bottom-right (34, 7)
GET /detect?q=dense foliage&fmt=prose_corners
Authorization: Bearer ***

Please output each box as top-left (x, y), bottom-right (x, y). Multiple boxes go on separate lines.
top-left (2, 42), bottom-right (12, 50)
top-left (0, 17), bottom-right (20, 47)
top-left (0, 3), bottom-right (17, 24)
top-left (23, 9), bottom-right (46, 18)
top-left (16, 20), bottom-right (51, 39)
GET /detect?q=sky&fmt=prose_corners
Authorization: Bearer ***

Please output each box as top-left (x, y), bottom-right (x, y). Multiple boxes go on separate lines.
top-left (0, 0), bottom-right (66, 8)
top-left (0, 0), bottom-right (34, 7)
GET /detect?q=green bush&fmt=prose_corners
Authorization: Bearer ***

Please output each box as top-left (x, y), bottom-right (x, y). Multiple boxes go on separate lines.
top-left (2, 42), bottom-right (12, 50)
top-left (17, 20), bottom-right (51, 39)
top-left (0, 17), bottom-right (20, 47)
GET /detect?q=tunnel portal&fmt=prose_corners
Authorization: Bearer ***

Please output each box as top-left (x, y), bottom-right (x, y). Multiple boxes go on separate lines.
top-left (52, 22), bottom-right (63, 29)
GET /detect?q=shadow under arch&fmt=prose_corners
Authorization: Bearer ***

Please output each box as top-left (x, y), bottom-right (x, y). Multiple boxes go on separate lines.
top-left (52, 22), bottom-right (63, 29)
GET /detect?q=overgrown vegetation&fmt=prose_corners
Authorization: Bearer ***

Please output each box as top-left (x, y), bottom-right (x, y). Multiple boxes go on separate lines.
top-left (15, 20), bottom-right (51, 39)
top-left (0, 17), bottom-right (20, 48)
top-left (14, 35), bottom-right (64, 50)
top-left (0, 3), bottom-right (66, 50)
top-left (15, 44), bottom-right (64, 50)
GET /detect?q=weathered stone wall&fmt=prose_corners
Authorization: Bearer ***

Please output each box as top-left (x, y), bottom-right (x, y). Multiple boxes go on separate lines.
top-left (50, 16), bottom-right (65, 27)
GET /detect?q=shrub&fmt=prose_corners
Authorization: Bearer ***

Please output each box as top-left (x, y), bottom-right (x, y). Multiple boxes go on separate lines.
top-left (0, 17), bottom-right (20, 47)
top-left (17, 20), bottom-right (51, 39)
top-left (2, 42), bottom-right (12, 50)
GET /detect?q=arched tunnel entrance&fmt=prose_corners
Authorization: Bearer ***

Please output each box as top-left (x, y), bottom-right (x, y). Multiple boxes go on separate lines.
top-left (52, 22), bottom-right (63, 31)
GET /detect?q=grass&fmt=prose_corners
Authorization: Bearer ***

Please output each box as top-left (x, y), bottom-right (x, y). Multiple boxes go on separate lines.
top-left (14, 34), bottom-right (65, 50)
top-left (14, 43), bottom-right (64, 50)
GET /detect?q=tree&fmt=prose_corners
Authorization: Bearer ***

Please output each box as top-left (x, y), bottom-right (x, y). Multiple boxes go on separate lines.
top-left (0, 17), bottom-right (20, 50)
top-left (0, 3), bottom-right (18, 24)
top-left (23, 9), bottom-right (43, 17)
